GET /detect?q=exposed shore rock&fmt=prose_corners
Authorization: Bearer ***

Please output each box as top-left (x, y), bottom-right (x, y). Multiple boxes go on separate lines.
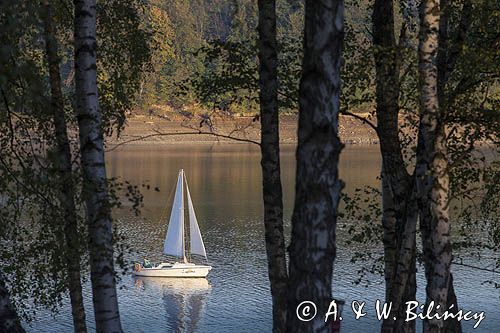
top-left (106, 114), bottom-right (380, 146)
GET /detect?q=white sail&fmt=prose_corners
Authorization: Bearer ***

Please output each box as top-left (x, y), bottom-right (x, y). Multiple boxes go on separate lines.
top-left (163, 170), bottom-right (185, 258)
top-left (185, 179), bottom-right (207, 259)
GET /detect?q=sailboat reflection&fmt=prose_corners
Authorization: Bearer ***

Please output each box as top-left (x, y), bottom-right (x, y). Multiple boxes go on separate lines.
top-left (134, 277), bottom-right (211, 332)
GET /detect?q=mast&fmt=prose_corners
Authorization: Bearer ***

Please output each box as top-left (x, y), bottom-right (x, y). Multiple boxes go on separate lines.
top-left (185, 173), bottom-right (208, 263)
top-left (181, 169), bottom-right (187, 263)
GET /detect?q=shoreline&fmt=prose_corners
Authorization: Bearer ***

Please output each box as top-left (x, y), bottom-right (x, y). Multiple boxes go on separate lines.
top-left (106, 114), bottom-right (380, 147)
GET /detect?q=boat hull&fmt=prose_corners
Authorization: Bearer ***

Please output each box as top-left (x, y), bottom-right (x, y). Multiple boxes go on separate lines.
top-left (133, 262), bottom-right (212, 278)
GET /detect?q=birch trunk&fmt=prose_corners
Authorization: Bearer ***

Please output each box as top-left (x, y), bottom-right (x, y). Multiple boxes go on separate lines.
top-left (417, 1), bottom-right (469, 332)
top-left (257, 1), bottom-right (288, 332)
top-left (436, 5), bottom-right (466, 333)
top-left (73, 1), bottom-right (122, 332)
top-left (416, 1), bottom-right (454, 332)
top-left (43, 1), bottom-right (87, 332)
top-left (372, 2), bottom-right (417, 331)
top-left (286, 1), bottom-right (344, 332)
top-left (0, 274), bottom-right (25, 333)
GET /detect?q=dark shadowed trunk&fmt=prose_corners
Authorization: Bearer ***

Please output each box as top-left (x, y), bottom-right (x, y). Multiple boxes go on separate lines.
top-left (257, 1), bottom-right (288, 332)
top-left (372, 2), bottom-right (417, 332)
top-left (286, 1), bottom-right (344, 332)
top-left (416, 1), bottom-right (455, 332)
top-left (42, 1), bottom-right (87, 332)
top-left (73, 0), bottom-right (122, 332)
top-left (0, 274), bottom-right (25, 333)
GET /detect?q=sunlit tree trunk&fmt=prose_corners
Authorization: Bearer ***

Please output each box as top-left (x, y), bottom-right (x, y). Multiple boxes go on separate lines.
top-left (73, 0), bottom-right (122, 332)
top-left (372, 1), bottom-right (417, 332)
top-left (257, 1), bottom-right (288, 332)
top-left (286, 1), bottom-right (344, 332)
top-left (42, 1), bottom-right (88, 332)
top-left (416, 1), bottom-right (454, 332)
top-left (434, 5), bottom-right (463, 329)
top-left (417, 1), bottom-right (471, 332)
top-left (0, 274), bottom-right (25, 333)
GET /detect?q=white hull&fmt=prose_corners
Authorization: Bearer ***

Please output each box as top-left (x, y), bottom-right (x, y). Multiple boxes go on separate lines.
top-left (133, 262), bottom-right (212, 278)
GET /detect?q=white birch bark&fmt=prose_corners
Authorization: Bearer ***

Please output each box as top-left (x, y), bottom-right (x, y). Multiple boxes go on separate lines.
top-left (286, 1), bottom-right (344, 332)
top-left (73, 1), bottom-right (122, 332)
top-left (417, 1), bottom-right (454, 331)
top-left (43, 1), bottom-right (87, 331)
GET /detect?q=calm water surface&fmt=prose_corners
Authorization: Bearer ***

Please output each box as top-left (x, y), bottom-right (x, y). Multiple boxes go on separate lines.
top-left (28, 144), bottom-right (498, 332)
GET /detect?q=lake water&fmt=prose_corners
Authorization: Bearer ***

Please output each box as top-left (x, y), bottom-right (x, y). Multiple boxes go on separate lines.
top-left (27, 144), bottom-right (498, 332)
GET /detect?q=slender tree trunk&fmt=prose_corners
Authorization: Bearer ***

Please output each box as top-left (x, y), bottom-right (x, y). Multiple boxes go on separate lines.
top-left (417, 2), bottom-right (471, 332)
top-left (0, 274), bottom-right (25, 333)
top-left (257, 1), bottom-right (288, 332)
top-left (372, 2), bottom-right (417, 331)
top-left (73, 1), bottom-right (122, 332)
top-left (286, 1), bottom-right (344, 332)
top-left (416, 1), bottom-right (454, 332)
top-left (435, 3), bottom-right (463, 332)
top-left (42, 2), bottom-right (88, 332)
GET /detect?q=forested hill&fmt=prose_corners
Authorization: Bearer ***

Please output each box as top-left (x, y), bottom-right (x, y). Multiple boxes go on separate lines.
top-left (140, 0), bottom-right (306, 115)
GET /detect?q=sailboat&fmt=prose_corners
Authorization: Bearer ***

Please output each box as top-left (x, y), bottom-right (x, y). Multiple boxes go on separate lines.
top-left (133, 169), bottom-right (212, 278)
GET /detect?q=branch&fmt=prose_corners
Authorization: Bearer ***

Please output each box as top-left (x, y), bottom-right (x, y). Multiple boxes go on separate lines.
top-left (106, 128), bottom-right (260, 152)
top-left (452, 260), bottom-right (498, 273)
top-left (277, 88), bottom-right (379, 134)
top-left (340, 108), bottom-right (378, 133)
top-left (445, 1), bottom-right (474, 83)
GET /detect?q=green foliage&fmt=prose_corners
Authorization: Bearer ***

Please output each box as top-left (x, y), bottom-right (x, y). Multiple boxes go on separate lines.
top-left (170, 1), bottom-right (498, 285)
top-left (97, 0), bottom-right (151, 135)
top-left (0, 0), bottom-right (152, 320)
top-left (137, 0), bottom-right (305, 114)
top-left (342, 0), bottom-right (500, 285)
top-left (339, 186), bottom-right (384, 286)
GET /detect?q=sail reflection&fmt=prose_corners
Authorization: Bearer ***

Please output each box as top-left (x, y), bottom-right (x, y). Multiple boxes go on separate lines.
top-left (134, 277), bottom-right (211, 332)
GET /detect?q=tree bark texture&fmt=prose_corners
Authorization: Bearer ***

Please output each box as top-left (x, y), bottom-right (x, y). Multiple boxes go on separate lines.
top-left (416, 1), bottom-right (454, 332)
top-left (257, 1), bottom-right (288, 332)
top-left (73, 1), bottom-right (122, 332)
top-left (372, 2), bottom-right (417, 331)
top-left (286, 1), bottom-right (344, 332)
top-left (417, 1), bottom-right (471, 332)
top-left (43, 1), bottom-right (88, 332)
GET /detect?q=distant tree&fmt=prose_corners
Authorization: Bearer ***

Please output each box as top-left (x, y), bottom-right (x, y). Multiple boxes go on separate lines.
top-left (286, 1), bottom-right (344, 332)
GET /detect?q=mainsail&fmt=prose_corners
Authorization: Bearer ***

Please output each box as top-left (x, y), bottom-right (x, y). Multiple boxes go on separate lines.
top-left (164, 169), bottom-right (208, 262)
top-left (185, 181), bottom-right (207, 259)
top-left (163, 170), bottom-right (185, 258)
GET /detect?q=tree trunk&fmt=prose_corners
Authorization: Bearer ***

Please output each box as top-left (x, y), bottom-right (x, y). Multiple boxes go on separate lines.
top-left (42, 2), bottom-right (88, 332)
top-left (435, 3), bottom-right (464, 333)
top-left (372, 2), bottom-right (417, 331)
top-left (257, 1), bottom-right (288, 332)
top-left (73, 1), bottom-right (122, 332)
top-left (416, 1), bottom-right (454, 332)
top-left (0, 274), bottom-right (25, 333)
top-left (286, 1), bottom-right (344, 332)
top-left (417, 1), bottom-right (471, 332)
